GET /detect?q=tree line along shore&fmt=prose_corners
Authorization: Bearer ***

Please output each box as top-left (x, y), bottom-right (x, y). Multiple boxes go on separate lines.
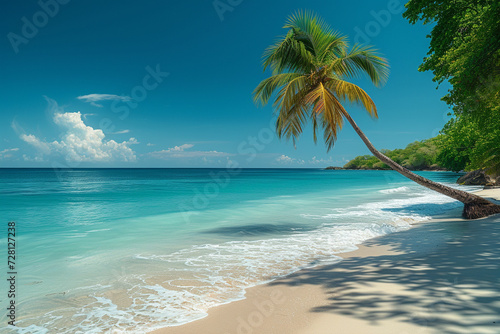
top-left (326, 137), bottom-right (500, 187)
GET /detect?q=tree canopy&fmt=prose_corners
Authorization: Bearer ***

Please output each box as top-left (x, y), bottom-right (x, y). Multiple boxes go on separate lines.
top-left (437, 108), bottom-right (500, 173)
top-left (404, 0), bottom-right (500, 174)
top-left (404, 0), bottom-right (500, 113)
top-left (343, 137), bottom-right (443, 170)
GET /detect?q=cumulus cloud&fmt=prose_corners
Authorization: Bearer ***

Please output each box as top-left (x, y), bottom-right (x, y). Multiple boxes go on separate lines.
top-left (149, 144), bottom-right (232, 159)
top-left (276, 155), bottom-right (305, 164)
top-left (0, 148), bottom-right (19, 159)
top-left (77, 94), bottom-right (131, 108)
top-left (18, 99), bottom-right (138, 162)
top-left (20, 134), bottom-right (51, 153)
top-left (165, 144), bottom-right (194, 152)
top-left (276, 155), bottom-right (293, 163)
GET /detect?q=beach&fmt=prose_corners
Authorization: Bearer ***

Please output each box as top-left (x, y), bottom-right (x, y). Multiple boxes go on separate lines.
top-left (154, 188), bottom-right (500, 334)
top-left (1, 169), bottom-right (496, 333)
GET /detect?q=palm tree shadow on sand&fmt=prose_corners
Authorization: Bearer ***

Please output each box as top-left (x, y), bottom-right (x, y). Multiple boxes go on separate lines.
top-left (268, 210), bottom-right (500, 332)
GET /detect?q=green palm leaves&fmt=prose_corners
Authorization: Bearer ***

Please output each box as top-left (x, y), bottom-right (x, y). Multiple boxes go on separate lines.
top-left (254, 11), bottom-right (389, 150)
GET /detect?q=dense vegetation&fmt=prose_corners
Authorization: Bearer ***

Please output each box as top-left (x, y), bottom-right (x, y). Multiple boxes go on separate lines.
top-left (404, 0), bottom-right (500, 174)
top-left (437, 108), bottom-right (500, 173)
top-left (343, 137), bottom-right (444, 170)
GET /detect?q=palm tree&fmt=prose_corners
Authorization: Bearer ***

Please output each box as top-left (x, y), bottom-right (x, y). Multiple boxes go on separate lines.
top-left (253, 11), bottom-right (500, 219)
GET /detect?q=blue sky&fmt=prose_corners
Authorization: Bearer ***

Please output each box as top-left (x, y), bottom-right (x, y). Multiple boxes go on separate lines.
top-left (0, 0), bottom-right (450, 168)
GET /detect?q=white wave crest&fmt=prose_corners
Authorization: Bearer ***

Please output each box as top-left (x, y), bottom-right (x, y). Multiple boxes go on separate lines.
top-left (379, 186), bottom-right (409, 194)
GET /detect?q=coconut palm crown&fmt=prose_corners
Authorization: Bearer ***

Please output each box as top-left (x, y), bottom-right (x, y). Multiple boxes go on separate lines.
top-left (253, 11), bottom-right (500, 219)
top-left (254, 11), bottom-right (389, 150)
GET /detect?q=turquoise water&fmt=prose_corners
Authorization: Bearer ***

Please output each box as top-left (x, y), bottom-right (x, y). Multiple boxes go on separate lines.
top-left (0, 168), bottom-right (478, 333)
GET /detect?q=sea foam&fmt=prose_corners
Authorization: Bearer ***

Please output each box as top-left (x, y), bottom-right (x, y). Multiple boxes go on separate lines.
top-left (379, 186), bottom-right (409, 194)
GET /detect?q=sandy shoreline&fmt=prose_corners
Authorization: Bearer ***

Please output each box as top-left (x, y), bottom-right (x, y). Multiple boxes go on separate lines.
top-left (153, 189), bottom-right (500, 334)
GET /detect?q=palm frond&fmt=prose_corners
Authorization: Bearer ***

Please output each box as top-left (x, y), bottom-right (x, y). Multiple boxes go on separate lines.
top-left (254, 11), bottom-right (389, 151)
top-left (262, 29), bottom-right (315, 74)
top-left (311, 110), bottom-right (319, 143)
top-left (303, 83), bottom-right (345, 150)
top-left (325, 79), bottom-right (378, 117)
top-left (284, 10), bottom-right (347, 62)
top-left (274, 75), bottom-right (310, 113)
top-left (276, 94), bottom-right (310, 143)
top-left (328, 45), bottom-right (389, 86)
top-left (322, 95), bottom-right (350, 151)
top-left (253, 73), bottom-right (306, 106)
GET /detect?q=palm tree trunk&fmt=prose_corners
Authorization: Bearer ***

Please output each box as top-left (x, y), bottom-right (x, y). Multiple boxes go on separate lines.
top-left (342, 112), bottom-right (500, 219)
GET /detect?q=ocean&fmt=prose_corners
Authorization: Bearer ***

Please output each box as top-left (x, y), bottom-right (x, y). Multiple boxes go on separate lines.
top-left (0, 168), bottom-right (478, 333)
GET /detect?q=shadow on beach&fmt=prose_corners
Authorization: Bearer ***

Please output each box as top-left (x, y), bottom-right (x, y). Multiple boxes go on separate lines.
top-left (269, 208), bottom-right (500, 333)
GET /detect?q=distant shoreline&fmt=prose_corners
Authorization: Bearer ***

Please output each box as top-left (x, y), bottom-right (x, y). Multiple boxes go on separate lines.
top-left (324, 167), bottom-right (499, 188)
top-left (325, 166), bottom-right (450, 172)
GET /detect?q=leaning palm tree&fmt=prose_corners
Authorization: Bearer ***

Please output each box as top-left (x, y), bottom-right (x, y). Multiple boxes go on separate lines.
top-left (253, 11), bottom-right (500, 219)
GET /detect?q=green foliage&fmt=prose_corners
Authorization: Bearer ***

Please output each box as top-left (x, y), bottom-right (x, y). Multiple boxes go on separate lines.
top-left (403, 0), bottom-right (500, 114)
top-left (404, 0), bottom-right (500, 173)
top-left (253, 11), bottom-right (389, 151)
top-left (344, 138), bottom-right (443, 170)
top-left (437, 107), bottom-right (500, 174)
top-left (435, 117), bottom-right (477, 172)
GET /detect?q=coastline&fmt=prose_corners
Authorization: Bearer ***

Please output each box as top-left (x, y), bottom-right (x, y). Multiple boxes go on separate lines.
top-left (153, 188), bottom-right (500, 334)
top-left (325, 167), bottom-right (449, 172)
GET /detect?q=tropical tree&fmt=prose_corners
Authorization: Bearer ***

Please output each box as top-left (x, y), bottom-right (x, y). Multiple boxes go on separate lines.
top-left (403, 0), bottom-right (500, 173)
top-left (253, 11), bottom-right (500, 219)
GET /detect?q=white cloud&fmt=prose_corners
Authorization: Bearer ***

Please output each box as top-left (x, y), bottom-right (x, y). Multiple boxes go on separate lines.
top-left (276, 155), bottom-right (294, 163)
top-left (22, 154), bottom-right (43, 162)
top-left (276, 154), bottom-right (344, 166)
top-left (308, 156), bottom-right (345, 165)
top-left (276, 155), bottom-right (305, 164)
top-left (18, 99), bottom-right (138, 163)
top-left (165, 144), bottom-right (194, 152)
top-left (0, 147), bottom-right (19, 159)
top-left (20, 134), bottom-right (51, 153)
top-left (149, 143), bottom-right (233, 159)
top-left (146, 143), bottom-right (155, 146)
top-left (77, 94), bottom-right (131, 108)
top-left (0, 148), bottom-right (19, 154)
top-left (112, 129), bottom-right (130, 134)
